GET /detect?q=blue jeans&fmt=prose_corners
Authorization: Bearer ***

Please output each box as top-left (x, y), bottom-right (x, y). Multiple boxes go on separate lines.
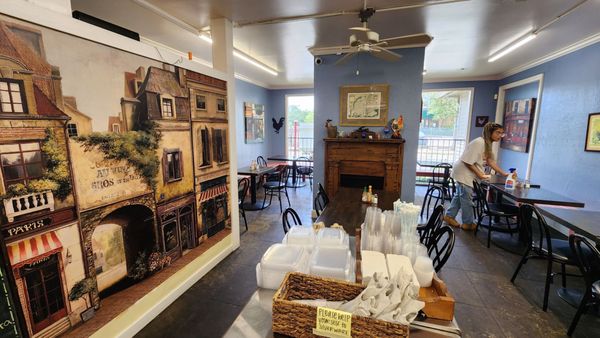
top-left (446, 182), bottom-right (475, 224)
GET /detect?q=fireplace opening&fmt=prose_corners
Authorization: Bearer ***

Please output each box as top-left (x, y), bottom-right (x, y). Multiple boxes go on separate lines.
top-left (340, 174), bottom-right (384, 190)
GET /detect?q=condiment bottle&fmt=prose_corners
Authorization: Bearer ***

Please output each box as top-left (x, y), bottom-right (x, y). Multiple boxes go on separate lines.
top-left (361, 186), bottom-right (368, 203)
top-left (372, 194), bottom-right (378, 206)
top-left (367, 185), bottom-right (373, 203)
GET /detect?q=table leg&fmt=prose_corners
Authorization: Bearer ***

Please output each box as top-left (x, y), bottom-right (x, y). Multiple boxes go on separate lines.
top-left (242, 174), bottom-right (271, 210)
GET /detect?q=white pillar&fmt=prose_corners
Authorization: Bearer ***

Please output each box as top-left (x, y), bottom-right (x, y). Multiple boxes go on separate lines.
top-left (210, 18), bottom-right (240, 248)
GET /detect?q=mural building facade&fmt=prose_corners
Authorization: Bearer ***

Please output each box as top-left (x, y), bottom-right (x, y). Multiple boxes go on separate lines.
top-left (0, 15), bottom-right (231, 338)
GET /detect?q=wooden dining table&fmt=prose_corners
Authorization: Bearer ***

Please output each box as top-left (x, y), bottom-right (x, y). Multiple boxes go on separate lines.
top-left (486, 175), bottom-right (585, 208)
top-left (238, 165), bottom-right (277, 210)
top-left (316, 187), bottom-right (399, 236)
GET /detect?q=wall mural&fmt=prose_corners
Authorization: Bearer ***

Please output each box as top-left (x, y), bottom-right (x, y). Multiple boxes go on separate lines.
top-left (501, 98), bottom-right (536, 153)
top-left (0, 15), bottom-right (231, 337)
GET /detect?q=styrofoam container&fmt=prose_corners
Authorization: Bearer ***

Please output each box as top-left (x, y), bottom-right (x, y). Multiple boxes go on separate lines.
top-left (256, 244), bottom-right (308, 289)
top-left (282, 226), bottom-right (315, 250)
top-left (361, 250), bottom-right (389, 282)
top-left (315, 227), bottom-right (349, 248)
top-left (386, 254), bottom-right (420, 287)
top-left (309, 247), bottom-right (353, 281)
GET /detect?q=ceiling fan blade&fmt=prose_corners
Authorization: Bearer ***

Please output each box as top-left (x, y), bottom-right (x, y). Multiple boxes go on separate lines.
top-left (335, 52), bottom-right (357, 66)
top-left (380, 33), bottom-right (433, 48)
top-left (309, 45), bottom-right (354, 55)
top-left (371, 47), bottom-right (402, 62)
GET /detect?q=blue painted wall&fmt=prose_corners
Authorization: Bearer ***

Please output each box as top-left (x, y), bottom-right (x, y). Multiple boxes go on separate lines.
top-left (268, 88), bottom-right (314, 156)
top-left (423, 81), bottom-right (499, 141)
top-left (235, 79), bottom-right (270, 167)
top-left (499, 42), bottom-right (600, 210)
top-left (498, 81), bottom-right (539, 174)
top-left (314, 49), bottom-right (425, 201)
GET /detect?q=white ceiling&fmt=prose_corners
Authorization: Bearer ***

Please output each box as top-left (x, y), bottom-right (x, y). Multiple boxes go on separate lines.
top-left (71, 0), bottom-right (600, 88)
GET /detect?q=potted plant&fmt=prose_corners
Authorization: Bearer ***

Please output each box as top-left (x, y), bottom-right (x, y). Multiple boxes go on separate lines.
top-left (68, 277), bottom-right (96, 322)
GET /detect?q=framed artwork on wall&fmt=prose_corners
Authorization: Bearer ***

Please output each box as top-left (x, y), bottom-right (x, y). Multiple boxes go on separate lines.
top-left (244, 102), bottom-right (265, 143)
top-left (475, 116), bottom-right (489, 127)
top-left (339, 84), bottom-right (389, 126)
top-left (500, 97), bottom-right (536, 153)
top-left (585, 112), bottom-right (600, 152)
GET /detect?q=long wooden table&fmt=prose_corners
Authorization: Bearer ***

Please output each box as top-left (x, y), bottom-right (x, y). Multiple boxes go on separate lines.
top-left (316, 187), bottom-right (399, 236)
top-left (538, 206), bottom-right (600, 245)
top-left (487, 175), bottom-right (585, 208)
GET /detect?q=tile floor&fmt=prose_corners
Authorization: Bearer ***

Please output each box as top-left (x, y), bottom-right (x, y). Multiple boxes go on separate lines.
top-left (135, 185), bottom-right (600, 338)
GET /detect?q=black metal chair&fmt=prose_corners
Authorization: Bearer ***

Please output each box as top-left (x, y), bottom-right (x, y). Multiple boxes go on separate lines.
top-left (282, 207), bottom-right (302, 234)
top-left (426, 225), bottom-right (455, 273)
top-left (563, 234), bottom-right (600, 336)
top-left (257, 155), bottom-right (277, 184)
top-left (318, 183), bottom-right (330, 205)
top-left (418, 205), bottom-right (445, 248)
top-left (420, 185), bottom-right (445, 219)
top-left (510, 204), bottom-right (580, 311)
top-left (262, 165), bottom-right (291, 212)
top-left (473, 180), bottom-right (520, 248)
top-left (428, 163), bottom-right (455, 201)
top-left (238, 177), bottom-right (250, 232)
top-left (295, 157), bottom-right (313, 190)
top-left (314, 189), bottom-right (328, 217)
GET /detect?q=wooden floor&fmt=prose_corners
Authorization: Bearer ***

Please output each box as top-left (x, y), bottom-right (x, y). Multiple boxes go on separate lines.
top-left (133, 185), bottom-right (600, 338)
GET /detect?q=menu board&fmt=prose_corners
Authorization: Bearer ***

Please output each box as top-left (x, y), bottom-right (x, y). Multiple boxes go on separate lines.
top-left (0, 257), bottom-right (22, 338)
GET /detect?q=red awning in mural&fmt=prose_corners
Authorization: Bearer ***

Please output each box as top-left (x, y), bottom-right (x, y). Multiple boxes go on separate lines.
top-left (199, 185), bottom-right (228, 203)
top-left (7, 231), bottom-right (62, 268)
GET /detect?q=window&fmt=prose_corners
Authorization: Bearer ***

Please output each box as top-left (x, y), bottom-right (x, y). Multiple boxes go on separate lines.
top-left (199, 127), bottom-right (211, 167)
top-left (196, 95), bottom-right (206, 110)
top-left (0, 79), bottom-right (27, 114)
top-left (112, 123), bottom-right (121, 133)
top-left (161, 98), bottom-right (174, 118)
top-left (163, 149), bottom-right (182, 182)
top-left (216, 97), bottom-right (226, 112)
top-left (161, 211), bottom-right (178, 252)
top-left (66, 123), bottom-right (78, 137)
top-left (0, 142), bottom-right (43, 188)
top-left (212, 128), bottom-right (228, 164)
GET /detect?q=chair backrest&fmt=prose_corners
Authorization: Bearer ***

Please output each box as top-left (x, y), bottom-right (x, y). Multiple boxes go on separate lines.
top-left (431, 163), bottom-right (452, 185)
top-left (296, 156), bottom-right (313, 170)
top-left (420, 205), bottom-right (445, 247)
top-left (282, 207), bottom-right (302, 233)
top-left (256, 156), bottom-right (267, 167)
top-left (421, 185), bottom-right (445, 218)
top-left (238, 177), bottom-right (250, 206)
top-left (472, 180), bottom-right (490, 215)
top-left (278, 165), bottom-right (290, 186)
top-left (427, 225), bottom-right (455, 272)
top-left (314, 190), bottom-right (327, 216)
top-left (518, 203), bottom-right (554, 254)
top-left (318, 183), bottom-right (330, 205)
top-left (569, 234), bottom-right (600, 290)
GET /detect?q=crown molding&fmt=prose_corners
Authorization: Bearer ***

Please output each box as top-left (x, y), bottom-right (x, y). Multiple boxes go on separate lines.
top-left (423, 75), bottom-right (500, 83)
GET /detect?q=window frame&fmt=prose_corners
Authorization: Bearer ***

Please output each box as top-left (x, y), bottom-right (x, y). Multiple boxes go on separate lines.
top-left (66, 123), bottom-right (78, 138)
top-left (159, 94), bottom-right (177, 119)
top-left (216, 97), bottom-right (226, 113)
top-left (0, 141), bottom-right (44, 189)
top-left (0, 78), bottom-right (28, 114)
top-left (163, 148), bottom-right (183, 183)
top-left (199, 127), bottom-right (211, 168)
top-left (195, 94), bottom-right (207, 111)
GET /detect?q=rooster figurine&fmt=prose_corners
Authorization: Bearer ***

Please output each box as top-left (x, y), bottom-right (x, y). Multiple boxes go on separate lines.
top-left (272, 117), bottom-right (285, 134)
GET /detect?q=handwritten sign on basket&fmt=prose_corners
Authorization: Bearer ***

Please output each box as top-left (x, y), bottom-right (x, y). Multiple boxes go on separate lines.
top-left (313, 307), bottom-right (352, 338)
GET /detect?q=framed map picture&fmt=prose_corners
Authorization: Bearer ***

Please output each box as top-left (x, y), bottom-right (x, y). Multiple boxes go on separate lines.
top-left (339, 84), bottom-right (389, 126)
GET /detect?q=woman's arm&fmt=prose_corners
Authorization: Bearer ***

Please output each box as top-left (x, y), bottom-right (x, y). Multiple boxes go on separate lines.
top-left (464, 162), bottom-right (490, 180)
top-left (487, 158), bottom-right (508, 177)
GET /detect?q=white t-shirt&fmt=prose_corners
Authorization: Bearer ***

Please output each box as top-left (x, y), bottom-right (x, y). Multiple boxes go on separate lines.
top-left (451, 137), bottom-right (488, 188)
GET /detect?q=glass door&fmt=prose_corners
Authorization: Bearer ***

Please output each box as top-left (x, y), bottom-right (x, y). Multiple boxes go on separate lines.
top-left (285, 95), bottom-right (314, 159)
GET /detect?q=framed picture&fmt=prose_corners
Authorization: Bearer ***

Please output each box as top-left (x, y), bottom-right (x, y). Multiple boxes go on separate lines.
top-left (501, 98), bottom-right (536, 153)
top-left (339, 84), bottom-right (389, 126)
top-left (244, 102), bottom-right (264, 143)
top-left (475, 116), bottom-right (489, 127)
top-left (585, 112), bottom-right (600, 152)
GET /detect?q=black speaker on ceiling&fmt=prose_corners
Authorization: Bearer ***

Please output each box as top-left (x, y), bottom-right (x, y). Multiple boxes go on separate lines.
top-left (72, 10), bottom-right (140, 41)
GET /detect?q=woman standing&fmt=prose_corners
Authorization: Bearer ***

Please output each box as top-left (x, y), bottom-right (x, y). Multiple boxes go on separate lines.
top-left (443, 122), bottom-right (509, 230)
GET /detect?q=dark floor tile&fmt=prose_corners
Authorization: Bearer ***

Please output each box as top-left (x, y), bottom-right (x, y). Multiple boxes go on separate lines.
top-left (438, 267), bottom-right (485, 307)
top-left (453, 303), bottom-right (505, 338)
top-left (468, 271), bottom-right (533, 310)
top-left (489, 305), bottom-right (565, 338)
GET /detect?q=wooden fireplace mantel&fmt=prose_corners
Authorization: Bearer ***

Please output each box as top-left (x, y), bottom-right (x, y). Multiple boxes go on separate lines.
top-left (324, 137), bottom-right (404, 198)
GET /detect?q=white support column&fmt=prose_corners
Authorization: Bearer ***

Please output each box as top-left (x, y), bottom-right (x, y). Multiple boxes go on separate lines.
top-left (211, 18), bottom-right (240, 248)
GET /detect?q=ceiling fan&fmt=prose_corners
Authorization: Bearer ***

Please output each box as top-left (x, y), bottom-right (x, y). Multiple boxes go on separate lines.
top-left (308, 1), bottom-right (433, 65)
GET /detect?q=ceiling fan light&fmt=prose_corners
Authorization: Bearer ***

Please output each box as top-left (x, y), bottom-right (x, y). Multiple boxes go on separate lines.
top-left (366, 31), bottom-right (379, 43)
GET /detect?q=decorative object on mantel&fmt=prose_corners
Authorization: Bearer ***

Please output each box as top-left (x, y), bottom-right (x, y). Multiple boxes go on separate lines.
top-left (391, 116), bottom-right (404, 139)
top-left (350, 126), bottom-right (376, 139)
top-left (340, 84), bottom-right (389, 126)
top-left (585, 112), bottom-right (600, 152)
top-left (272, 117), bottom-right (285, 134)
top-left (325, 119), bottom-right (338, 138)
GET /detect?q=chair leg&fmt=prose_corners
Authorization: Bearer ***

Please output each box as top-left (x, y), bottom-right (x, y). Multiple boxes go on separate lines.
top-left (285, 188), bottom-right (291, 207)
top-left (567, 289), bottom-right (592, 336)
top-left (561, 264), bottom-right (567, 287)
top-left (487, 215), bottom-right (492, 248)
top-left (277, 191), bottom-right (282, 213)
top-left (510, 247), bottom-right (531, 283)
top-left (543, 257), bottom-right (553, 311)
top-left (241, 209), bottom-right (248, 231)
top-left (261, 189), bottom-right (268, 208)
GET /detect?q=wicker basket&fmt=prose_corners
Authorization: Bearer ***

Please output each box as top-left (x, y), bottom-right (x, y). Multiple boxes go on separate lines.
top-left (272, 272), bottom-right (409, 337)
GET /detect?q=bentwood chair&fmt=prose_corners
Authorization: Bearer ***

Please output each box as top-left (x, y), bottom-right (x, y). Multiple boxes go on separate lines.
top-left (426, 225), bottom-right (456, 273)
top-left (262, 165), bottom-right (291, 213)
top-left (282, 207), bottom-right (302, 234)
top-left (420, 185), bottom-right (445, 219)
top-left (563, 234), bottom-right (600, 336)
top-left (510, 204), bottom-right (580, 311)
top-left (428, 163), bottom-right (455, 200)
top-left (296, 157), bottom-right (313, 190)
top-left (257, 156), bottom-right (277, 184)
top-left (314, 189), bottom-right (328, 217)
top-left (473, 180), bottom-right (520, 248)
top-left (418, 205), bottom-right (445, 248)
top-left (318, 183), bottom-right (330, 206)
top-left (238, 177), bottom-right (250, 232)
